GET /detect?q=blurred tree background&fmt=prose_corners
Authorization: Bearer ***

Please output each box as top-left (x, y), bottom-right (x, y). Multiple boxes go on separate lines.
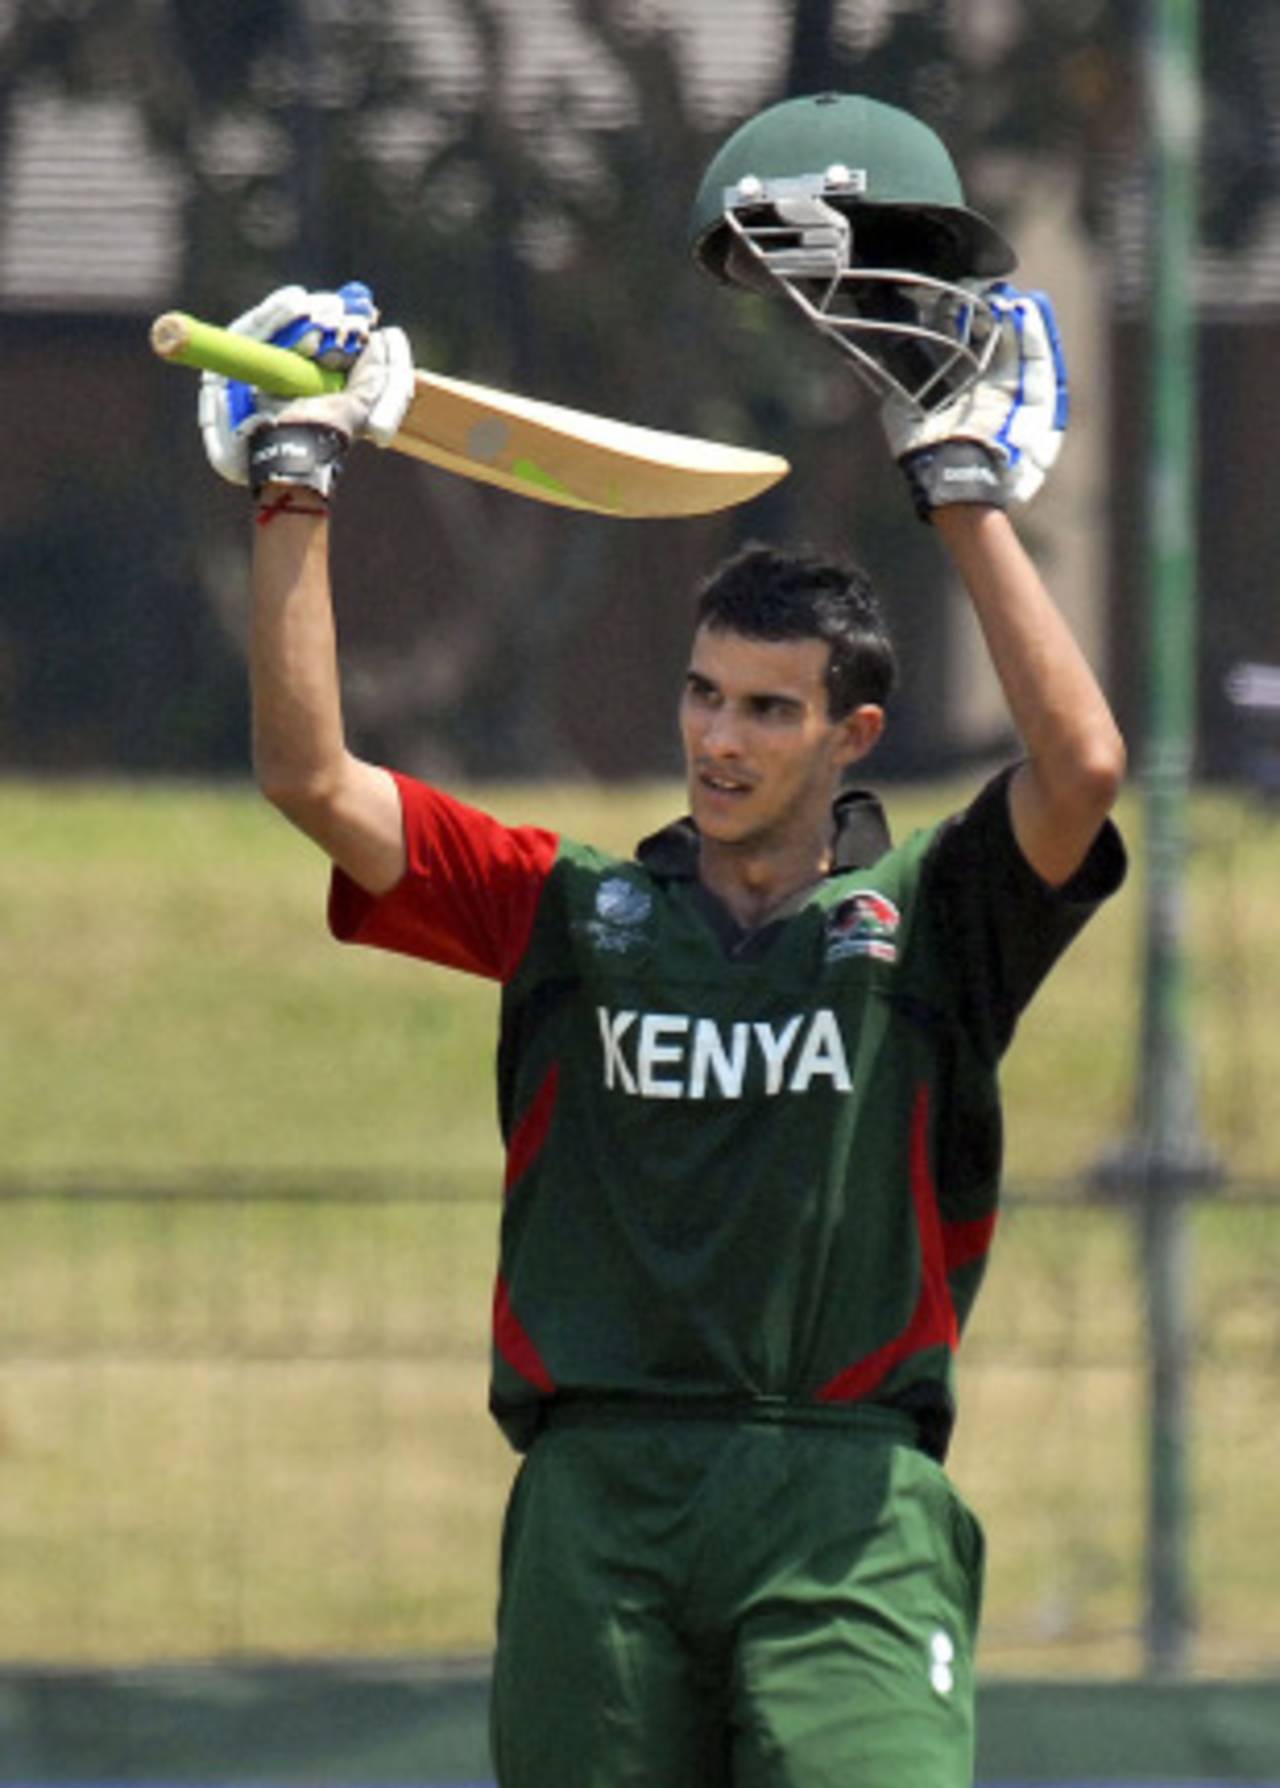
top-left (0, 0), bottom-right (1276, 779)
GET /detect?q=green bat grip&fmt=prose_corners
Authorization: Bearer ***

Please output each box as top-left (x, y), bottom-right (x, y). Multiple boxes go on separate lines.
top-left (149, 311), bottom-right (347, 397)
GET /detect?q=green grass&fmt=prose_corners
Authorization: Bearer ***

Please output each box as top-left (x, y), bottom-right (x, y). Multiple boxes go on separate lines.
top-left (2, 775), bottom-right (1279, 1675)
top-left (0, 779), bottom-right (700, 1177)
top-left (0, 776), bottom-right (1084, 1178)
top-left (7, 775), bottom-right (1279, 1182)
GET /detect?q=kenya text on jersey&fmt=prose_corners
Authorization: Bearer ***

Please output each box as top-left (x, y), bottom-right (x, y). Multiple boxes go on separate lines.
top-left (596, 1006), bottom-right (853, 1100)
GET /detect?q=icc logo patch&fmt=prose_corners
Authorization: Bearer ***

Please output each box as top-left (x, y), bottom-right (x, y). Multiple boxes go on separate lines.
top-left (582, 876), bottom-right (653, 955)
top-left (595, 878), bottom-right (652, 928)
top-left (826, 890), bottom-right (900, 963)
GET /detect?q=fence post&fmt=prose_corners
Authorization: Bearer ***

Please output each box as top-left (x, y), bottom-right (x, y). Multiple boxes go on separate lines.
top-left (1094, 0), bottom-right (1222, 1679)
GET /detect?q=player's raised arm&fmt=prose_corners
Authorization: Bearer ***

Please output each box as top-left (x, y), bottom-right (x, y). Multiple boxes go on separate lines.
top-left (931, 505), bottom-right (1125, 886)
top-left (199, 283), bottom-right (416, 894)
top-left (880, 286), bottom-right (1127, 886)
top-left (249, 488), bottom-right (407, 893)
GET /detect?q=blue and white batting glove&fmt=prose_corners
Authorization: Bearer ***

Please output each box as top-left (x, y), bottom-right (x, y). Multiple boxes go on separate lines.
top-left (199, 281), bottom-right (414, 496)
top-left (880, 284), bottom-right (1069, 520)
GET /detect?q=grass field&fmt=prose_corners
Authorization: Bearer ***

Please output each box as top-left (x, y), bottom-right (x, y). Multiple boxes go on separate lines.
top-left (5, 773), bottom-right (1279, 1181)
top-left (2, 775), bottom-right (1279, 1676)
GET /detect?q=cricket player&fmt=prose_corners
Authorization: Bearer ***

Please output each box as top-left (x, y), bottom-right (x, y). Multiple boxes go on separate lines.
top-left (198, 95), bottom-right (1126, 1788)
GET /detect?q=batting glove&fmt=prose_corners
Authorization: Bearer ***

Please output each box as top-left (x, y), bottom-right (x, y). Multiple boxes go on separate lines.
top-left (199, 281), bottom-right (414, 497)
top-left (880, 284), bottom-right (1069, 521)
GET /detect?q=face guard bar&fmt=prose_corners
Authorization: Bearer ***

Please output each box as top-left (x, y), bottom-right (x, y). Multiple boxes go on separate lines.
top-left (720, 176), bottom-right (1002, 413)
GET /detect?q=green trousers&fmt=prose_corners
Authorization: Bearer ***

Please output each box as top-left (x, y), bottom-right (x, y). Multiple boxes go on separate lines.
top-left (490, 1403), bottom-right (985, 1788)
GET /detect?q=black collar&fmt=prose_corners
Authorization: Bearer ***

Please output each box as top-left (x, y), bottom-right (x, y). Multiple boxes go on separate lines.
top-left (634, 787), bottom-right (892, 880)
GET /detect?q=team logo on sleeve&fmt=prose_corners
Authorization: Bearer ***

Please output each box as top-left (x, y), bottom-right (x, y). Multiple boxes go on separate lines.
top-left (582, 876), bottom-right (653, 955)
top-left (826, 890), bottom-right (901, 963)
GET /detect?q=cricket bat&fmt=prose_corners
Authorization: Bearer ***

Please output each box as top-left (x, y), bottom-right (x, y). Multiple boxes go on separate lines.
top-left (150, 312), bottom-right (789, 518)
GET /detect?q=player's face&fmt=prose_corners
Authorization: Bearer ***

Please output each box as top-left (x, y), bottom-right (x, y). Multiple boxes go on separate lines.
top-left (680, 626), bottom-right (882, 853)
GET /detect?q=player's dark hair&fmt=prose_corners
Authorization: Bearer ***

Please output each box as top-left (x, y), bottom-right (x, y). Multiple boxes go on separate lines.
top-left (694, 543), bottom-right (896, 717)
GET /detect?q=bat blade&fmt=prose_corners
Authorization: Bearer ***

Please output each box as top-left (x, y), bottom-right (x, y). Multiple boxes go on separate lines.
top-left (397, 368), bottom-right (788, 517)
top-left (150, 311), bottom-right (789, 518)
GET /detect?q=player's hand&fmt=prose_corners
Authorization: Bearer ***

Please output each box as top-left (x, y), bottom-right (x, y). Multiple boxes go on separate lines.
top-left (880, 284), bottom-right (1069, 521)
top-left (198, 282), bottom-right (414, 493)
top-left (273, 326), bottom-right (415, 447)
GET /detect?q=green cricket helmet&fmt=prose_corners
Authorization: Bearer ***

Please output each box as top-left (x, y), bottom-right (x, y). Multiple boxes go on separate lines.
top-left (690, 93), bottom-right (1018, 411)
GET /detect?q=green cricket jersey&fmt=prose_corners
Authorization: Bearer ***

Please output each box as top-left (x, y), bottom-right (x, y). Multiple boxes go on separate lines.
top-left (331, 768), bottom-right (1124, 1461)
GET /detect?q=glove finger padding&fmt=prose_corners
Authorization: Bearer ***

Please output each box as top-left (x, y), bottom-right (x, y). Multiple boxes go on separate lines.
top-left (272, 281), bottom-right (379, 366)
top-left (997, 289), bottom-right (1069, 501)
top-left (882, 285), bottom-right (1069, 519)
top-left (197, 282), bottom-right (387, 488)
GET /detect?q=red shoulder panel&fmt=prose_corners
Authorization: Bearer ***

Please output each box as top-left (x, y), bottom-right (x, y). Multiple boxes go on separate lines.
top-left (329, 771), bottom-right (560, 982)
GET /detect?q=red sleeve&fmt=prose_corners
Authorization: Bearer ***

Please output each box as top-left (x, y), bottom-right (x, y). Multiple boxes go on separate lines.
top-left (328, 771), bottom-right (560, 983)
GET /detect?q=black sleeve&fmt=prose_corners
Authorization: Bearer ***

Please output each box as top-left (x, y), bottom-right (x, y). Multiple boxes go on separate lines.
top-left (921, 766), bottom-right (1127, 1064)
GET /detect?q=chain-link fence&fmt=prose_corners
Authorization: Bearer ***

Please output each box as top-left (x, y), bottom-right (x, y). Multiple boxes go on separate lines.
top-left (1, 1177), bottom-right (1278, 1676)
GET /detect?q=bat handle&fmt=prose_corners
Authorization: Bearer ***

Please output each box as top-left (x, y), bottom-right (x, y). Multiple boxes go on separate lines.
top-left (149, 312), bottom-right (346, 398)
